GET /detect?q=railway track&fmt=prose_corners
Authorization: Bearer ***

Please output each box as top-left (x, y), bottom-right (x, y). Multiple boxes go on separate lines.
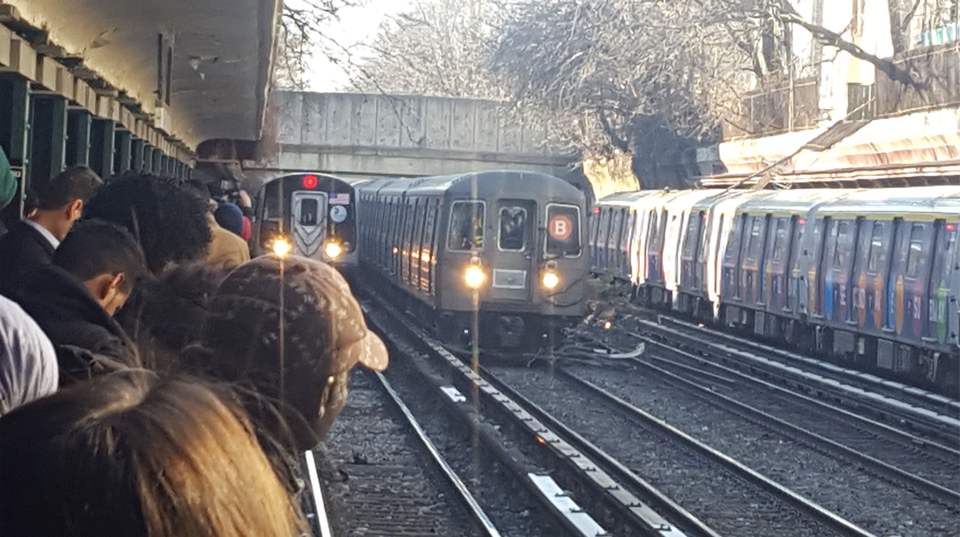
top-left (488, 365), bottom-right (878, 537)
top-left (634, 315), bottom-right (960, 445)
top-left (631, 341), bottom-right (960, 501)
top-left (317, 368), bottom-right (499, 537)
top-left (360, 289), bottom-right (716, 537)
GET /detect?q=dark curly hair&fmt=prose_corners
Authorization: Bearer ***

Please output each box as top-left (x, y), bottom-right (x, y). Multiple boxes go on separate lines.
top-left (83, 173), bottom-right (211, 273)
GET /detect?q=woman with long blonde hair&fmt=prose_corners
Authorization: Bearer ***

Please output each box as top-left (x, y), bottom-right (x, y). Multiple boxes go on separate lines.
top-left (0, 370), bottom-right (307, 537)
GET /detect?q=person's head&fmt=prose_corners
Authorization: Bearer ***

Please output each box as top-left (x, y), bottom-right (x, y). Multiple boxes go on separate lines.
top-left (0, 295), bottom-right (58, 417)
top-left (54, 219), bottom-right (147, 315)
top-left (83, 173), bottom-right (211, 273)
top-left (214, 203), bottom-right (244, 236)
top-left (0, 370), bottom-right (307, 537)
top-left (187, 256), bottom-right (388, 447)
top-left (31, 166), bottom-right (102, 239)
top-left (139, 263), bottom-right (230, 356)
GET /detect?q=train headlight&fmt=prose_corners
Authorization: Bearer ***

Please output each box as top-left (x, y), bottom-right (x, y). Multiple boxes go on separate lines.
top-left (272, 237), bottom-right (292, 258)
top-left (464, 265), bottom-right (485, 289)
top-left (325, 241), bottom-right (342, 259)
top-left (542, 271), bottom-right (560, 289)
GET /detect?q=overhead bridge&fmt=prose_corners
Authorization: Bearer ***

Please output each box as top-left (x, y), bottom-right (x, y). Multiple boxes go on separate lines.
top-left (245, 92), bottom-right (577, 182)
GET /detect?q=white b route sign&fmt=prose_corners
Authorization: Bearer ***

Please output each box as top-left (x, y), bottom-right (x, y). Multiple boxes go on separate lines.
top-left (549, 214), bottom-right (573, 241)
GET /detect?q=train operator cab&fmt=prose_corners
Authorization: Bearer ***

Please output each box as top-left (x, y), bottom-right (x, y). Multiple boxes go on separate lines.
top-left (251, 173), bottom-right (359, 269)
top-left (357, 171), bottom-right (589, 348)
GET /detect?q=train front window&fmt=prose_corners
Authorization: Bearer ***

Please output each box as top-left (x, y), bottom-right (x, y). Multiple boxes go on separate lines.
top-left (298, 198), bottom-right (319, 226)
top-left (499, 207), bottom-right (527, 251)
top-left (546, 204), bottom-right (581, 257)
top-left (448, 201), bottom-right (484, 251)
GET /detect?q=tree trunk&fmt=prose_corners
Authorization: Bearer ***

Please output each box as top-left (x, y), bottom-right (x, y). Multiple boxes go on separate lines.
top-left (888, 0), bottom-right (909, 55)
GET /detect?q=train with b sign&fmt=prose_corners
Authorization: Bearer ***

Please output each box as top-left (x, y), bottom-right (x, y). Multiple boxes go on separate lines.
top-left (356, 170), bottom-right (590, 347)
top-left (251, 173), bottom-right (359, 268)
top-left (590, 185), bottom-right (960, 393)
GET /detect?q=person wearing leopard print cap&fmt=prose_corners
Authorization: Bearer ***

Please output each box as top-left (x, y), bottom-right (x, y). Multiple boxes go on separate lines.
top-left (183, 255), bottom-right (388, 451)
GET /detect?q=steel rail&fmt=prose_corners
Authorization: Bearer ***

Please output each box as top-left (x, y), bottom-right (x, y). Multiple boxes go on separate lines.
top-left (630, 357), bottom-right (960, 506)
top-left (656, 315), bottom-right (960, 419)
top-left (481, 366), bottom-right (723, 537)
top-left (635, 318), bottom-right (960, 442)
top-left (631, 333), bottom-right (960, 463)
top-left (560, 373), bottom-right (877, 537)
top-left (362, 291), bottom-right (690, 537)
top-left (373, 371), bottom-right (503, 537)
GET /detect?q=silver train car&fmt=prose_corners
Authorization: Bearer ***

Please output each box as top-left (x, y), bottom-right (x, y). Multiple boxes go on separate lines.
top-left (357, 170), bottom-right (590, 347)
top-left (592, 186), bottom-right (960, 393)
top-left (251, 173), bottom-right (359, 268)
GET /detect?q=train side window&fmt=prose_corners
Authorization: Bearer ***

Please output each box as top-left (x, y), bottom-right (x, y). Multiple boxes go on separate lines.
top-left (907, 223), bottom-right (925, 277)
top-left (448, 201), bottom-right (485, 251)
top-left (747, 216), bottom-right (764, 260)
top-left (499, 206), bottom-right (527, 251)
top-left (867, 222), bottom-right (885, 272)
top-left (832, 220), bottom-right (850, 268)
top-left (772, 217), bottom-right (788, 262)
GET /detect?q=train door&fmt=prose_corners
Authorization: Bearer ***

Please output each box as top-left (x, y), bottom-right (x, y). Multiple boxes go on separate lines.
top-left (608, 208), bottom-right (624, 278)
top-left (623, 209), bottom-right (638, 282)
top-left (400, 198), bottom-right (416, 288)
top-left (740, 214), bottom-right (769, 305)
top-left (765, 216), bottom-right (791, 312)
top-left (680, 211), bottom-right (703, 295)
top-left (290, 190), bottom-right (327, 259)
top-left (808, 217), bottom-right (829, 318)
top-left (596, 208), bottom-right (612, 274)
top-left (722, 214), bottom-right (745, 302)
top-left (491, 200), bottom-right (535, 301)
top-left (901, 222), bottom-right (935, 340)
top-left (786, 215), bottom-right (807, 315)
top-left (856, 220), bottom-right (894, 332)
top-left (928, 220), bottom-right (957, 343)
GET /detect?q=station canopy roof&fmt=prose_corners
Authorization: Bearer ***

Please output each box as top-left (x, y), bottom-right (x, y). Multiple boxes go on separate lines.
top-left (6, 0), bottom-right (280, 150)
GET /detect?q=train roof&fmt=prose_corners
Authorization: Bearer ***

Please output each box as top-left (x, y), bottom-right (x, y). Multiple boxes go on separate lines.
top-left (358, 170), bottom-right (584, 203)
top-left (735, 189), bottom-right (847, 215)
top-left (816, 186), bottom-right (960, 220)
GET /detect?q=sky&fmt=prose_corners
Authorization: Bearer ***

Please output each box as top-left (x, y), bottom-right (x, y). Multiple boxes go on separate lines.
top-left (300, 0), bottom-right (414, 92)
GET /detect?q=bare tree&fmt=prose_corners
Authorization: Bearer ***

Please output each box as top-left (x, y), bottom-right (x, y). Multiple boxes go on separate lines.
top-left (347, 0), bottom-right (508, 99)
top-left (276, 0), bottom-right (357, 89)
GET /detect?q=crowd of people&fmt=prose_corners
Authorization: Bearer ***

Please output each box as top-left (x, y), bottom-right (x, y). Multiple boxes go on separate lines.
top-left (0, 166), bottom-right (388, 536)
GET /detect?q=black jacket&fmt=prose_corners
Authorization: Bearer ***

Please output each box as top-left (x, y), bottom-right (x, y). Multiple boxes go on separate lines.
top-left (0, 221), bottom-right (55, 295)
top-left (10, 265), bottom-right (139, 384)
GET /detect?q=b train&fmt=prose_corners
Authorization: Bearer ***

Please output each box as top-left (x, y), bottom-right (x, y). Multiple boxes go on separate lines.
top-left (591, 186), bottom-right (960, 393)
top-left (356, 170), bottom-right (589, 347)
top-left (251, 173), bottom-right (359, 268)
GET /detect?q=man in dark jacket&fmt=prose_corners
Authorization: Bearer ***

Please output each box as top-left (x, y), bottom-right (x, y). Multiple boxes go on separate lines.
top-left (0, 167), bottom-right (102, 294)
top-left (10, 219), bottom-right (146, 385)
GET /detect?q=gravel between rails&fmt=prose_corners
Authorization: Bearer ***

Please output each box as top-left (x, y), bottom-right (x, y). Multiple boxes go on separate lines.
top-left (376, 339), bottom-right (573, 537)
top-left (652, 356), bottom-right (960, 495)
top-left (560, 363), bottom-right (960, 537)
top-left (318, 369), bottom-right (482, 537)
top-left (490, 365), bottom-right (842, 537)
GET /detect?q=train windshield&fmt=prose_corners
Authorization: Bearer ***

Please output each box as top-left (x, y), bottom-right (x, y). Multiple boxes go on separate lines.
top-left (499, 206), bottom-right (527, 251)
top-left (448, 201), bottom-right (485, 251)
top-left (546, 204), bottom-right (581, 257)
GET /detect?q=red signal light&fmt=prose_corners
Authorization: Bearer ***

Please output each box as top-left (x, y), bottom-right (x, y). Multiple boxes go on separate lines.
top-left (798, 218), bottom-right (807, 225)
top-left (302, 175), bottom-right (318, 189)
top-left (592, 207), bottom-right (601, 214)
top-left (947, 224), bottom-right (957, 231)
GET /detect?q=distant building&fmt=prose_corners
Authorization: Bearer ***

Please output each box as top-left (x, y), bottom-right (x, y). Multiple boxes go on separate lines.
top-left (700, 0), bottom-right (960, 188)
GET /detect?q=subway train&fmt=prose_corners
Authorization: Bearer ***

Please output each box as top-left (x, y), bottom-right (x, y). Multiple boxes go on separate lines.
top-left (591, 186), bottom-right (960, 393)
top-left (356, 170), bottom-right (590, 347)
top-left (251, 173), bottom-right (359, 268)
